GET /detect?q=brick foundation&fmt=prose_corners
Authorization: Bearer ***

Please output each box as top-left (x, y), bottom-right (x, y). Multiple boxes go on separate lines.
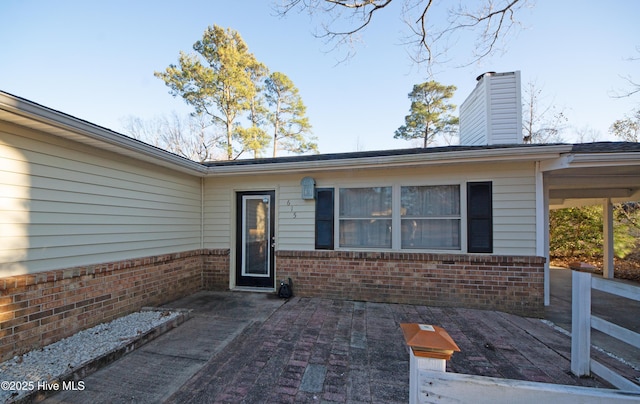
top-left (0, 249), bottom-right (231, 362)
top-left (1, 247), bottom-right (544, 361)
top-left (275, 250), bottom-right (545, 317)
top-left (203, 249), bottom-right (231, 290)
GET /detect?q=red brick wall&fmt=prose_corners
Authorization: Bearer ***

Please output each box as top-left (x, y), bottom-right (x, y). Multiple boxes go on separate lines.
top-left (1, 247), bottom-right (543, 360)
top-left (275, 250), bottom-right (545, 317)
top-left (0, 249), bottom-right (231, 362)
top-left (202, 249), bottom-right (231, 290)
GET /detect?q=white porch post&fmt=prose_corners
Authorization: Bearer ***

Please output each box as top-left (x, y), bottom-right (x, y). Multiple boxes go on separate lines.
top-left (401, 324), bottom-right (460, 404)
top-left (571, 268), bottom-right (592, 376)
top-left (409, 350), bottom-right (446, 404)
top-left (535, 162), bottom-right (550, 306)
top-left (603, 198), bottom-right (614, 279)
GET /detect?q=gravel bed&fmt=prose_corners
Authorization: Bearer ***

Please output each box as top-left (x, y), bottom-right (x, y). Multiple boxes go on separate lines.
top-left (0, 310), bottom-right (181, 403)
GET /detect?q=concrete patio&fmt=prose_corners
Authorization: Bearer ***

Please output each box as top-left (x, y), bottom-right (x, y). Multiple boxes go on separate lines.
top-left (43, 269), bottom-right (639, 403)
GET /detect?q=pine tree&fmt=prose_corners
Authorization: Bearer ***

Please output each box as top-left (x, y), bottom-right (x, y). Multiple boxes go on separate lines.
top-left (394, 81), bottom-right (458, 147)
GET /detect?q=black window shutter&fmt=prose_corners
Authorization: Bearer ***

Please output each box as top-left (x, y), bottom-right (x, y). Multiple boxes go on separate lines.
top-left (315, 188), bottom-right (334, 250)
top-left (467, 182), bottom-right (493, 253)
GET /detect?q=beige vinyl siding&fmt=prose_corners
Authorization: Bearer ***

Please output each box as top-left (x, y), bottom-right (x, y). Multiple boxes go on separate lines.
top-left (203, 161), bottom-right (538, 256)
top-left (459, 77), bottom-right (488, 146)
top-left (490, 165), bottom-right (537, 255)
top-left (203, 180), bottom-right (232, 247)
top-left (1, 123), bottom-right (202, 275)
top-left (203, 174), bottom-right (316, 251)
top-left (488, 72), bottom-right (522, 144)
top-left (459, 71), bottom-right (522, 146)
top-left (278, 183), bottom-right (315, 249)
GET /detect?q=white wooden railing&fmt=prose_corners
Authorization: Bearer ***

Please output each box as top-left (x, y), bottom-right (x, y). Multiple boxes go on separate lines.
top-left (405, 272), bottom-right (640, 403)
top-left (409, 346), bottom-right (640, 403)
top-left (571, 268), bottom-right (640, 392)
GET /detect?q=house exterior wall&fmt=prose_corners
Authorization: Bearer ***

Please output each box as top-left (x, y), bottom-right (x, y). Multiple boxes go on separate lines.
top-left (0, 250), bottom-right (207, 362)
top-left (203, 161), bottom-right (543, 316)
top-left (0, 123), bottom-right (217, 360)
top-left (203, 174), bottom-right (318, 251)
top-left (203, 161), bottom-right (538, 255)
top-left (0, 122), bottom-right (203, 276)
top-left (276, 250), bottom-right (544, 317)
top-left (0, 112), bottom-right (547, 360)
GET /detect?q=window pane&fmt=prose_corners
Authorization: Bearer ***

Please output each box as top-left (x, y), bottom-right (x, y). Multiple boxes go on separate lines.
top-left (339, 187), bottom-right (392, 248)
top-left (339, 219), bottom-right (392, 248)
top-left (401, 185), bottom-right (460, 217)
top-left (401, 219), bottom-right (460, 249)
top-left (339, 187), bottom-right (392, 218)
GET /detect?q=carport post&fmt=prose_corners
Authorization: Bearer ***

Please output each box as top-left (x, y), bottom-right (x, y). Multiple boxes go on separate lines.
top-left (603, 198), bottom-right (614, 279)
top-left (571, 267), bottom-right (592, 376)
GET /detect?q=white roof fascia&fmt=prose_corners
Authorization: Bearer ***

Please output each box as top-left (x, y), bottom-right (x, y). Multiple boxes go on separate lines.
top-left (0, 92), bottom-right (207, 176)
top-left (2, 92), bottom-right (586, 178)
top-left (205, 145), bottom-right (573, 176)
top-left (567, 152), bottom-right (640, 168)
top-left (539, 154), bottom-right (574, 172)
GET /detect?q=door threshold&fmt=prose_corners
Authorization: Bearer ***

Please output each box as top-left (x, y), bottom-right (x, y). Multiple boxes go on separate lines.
top-left (233, 286), bottom-right (276, 293)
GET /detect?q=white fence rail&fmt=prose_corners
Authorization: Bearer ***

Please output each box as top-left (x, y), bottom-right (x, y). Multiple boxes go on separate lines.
top-left (406, 272), bottom-right (640, 402)
top-left (416, 370), bottom-right (640, 403)
top-left (408, 340), bottom-right (640, 404)
top-left (571, 269), bottom-right (640, 392)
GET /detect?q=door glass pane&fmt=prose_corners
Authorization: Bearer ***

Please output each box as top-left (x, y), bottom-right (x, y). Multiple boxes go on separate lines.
top-left (244, 197), bottom-right (269, 276)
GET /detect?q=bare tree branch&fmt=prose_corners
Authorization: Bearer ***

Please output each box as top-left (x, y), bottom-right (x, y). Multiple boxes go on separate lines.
top-left (522, 80), bottom-right (567, 144)
top-left (611, 74), bottom-right (640, 99)
top-left (276, 0), bottom-right (528, 67)
top-left (610, 46), bottom-right (640, 99)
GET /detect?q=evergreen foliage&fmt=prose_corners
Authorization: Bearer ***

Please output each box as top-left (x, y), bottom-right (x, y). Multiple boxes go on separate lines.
top-left (550, 203), bottom-right (639, 259)
top-left (154, 25), bottom-right (314, 160)
top-left (265, 72), bottom-right (317, 157)
top-left (394, 81), bottom-right (458, 147)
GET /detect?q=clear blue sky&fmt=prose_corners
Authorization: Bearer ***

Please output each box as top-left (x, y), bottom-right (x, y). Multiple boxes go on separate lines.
top-left (1, 0), bottom-right (638, 154)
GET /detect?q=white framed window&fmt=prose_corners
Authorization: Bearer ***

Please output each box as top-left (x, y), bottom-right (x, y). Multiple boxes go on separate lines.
top-left (338, 187), bottom-right (392, 248)
top-left (335, 184), bottom-right (462, 251)
top-left (400, 185), bottom-right (461, 249)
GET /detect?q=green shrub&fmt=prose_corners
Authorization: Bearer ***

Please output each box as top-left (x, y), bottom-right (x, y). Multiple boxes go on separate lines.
top-left (549, 203), bottom-right (639, 259)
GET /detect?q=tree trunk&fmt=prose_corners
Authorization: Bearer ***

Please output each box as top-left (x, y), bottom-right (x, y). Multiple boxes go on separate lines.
top-left (226, 121), bottom-right (233, 160)
top-left (423, 122), bottom-right (429, 148)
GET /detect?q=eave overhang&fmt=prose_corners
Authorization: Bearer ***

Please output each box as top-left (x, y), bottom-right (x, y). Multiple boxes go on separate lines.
top-left (4, 91), bottom-right (640, 181)
top-left (203, 146), bottom-right (572, 176)
top-left (0, 92), bottom-right (207, 176)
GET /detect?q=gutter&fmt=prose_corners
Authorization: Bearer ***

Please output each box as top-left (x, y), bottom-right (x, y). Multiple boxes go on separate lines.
top-left (568, 152), bottom-right (640, 167)
top-left (0, 91), bottom-right (580, 177)
top-left (0, 91), bottom-right (207, 176)
top-left (204, 145), bottom-right (574, 176)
